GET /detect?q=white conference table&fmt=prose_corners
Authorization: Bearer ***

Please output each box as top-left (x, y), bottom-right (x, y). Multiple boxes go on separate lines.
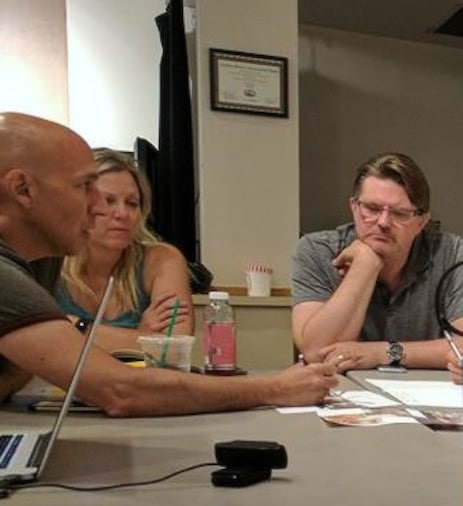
top-left (1, 372), bottom-right (462, 506)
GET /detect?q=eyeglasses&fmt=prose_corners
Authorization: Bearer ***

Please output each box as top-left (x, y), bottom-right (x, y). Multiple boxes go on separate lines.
top-left (354, 199), bottom-right (423, 225)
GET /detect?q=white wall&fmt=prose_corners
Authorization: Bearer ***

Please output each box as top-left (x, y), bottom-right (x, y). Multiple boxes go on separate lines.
top-left (196, 0), bottom-right (299, 288)
top-left (0, 0), bottom-right (67, 123)
top-left (66, 0), bottom-right (165, 150)
top-left (299, 25), bottom-right (463, 235)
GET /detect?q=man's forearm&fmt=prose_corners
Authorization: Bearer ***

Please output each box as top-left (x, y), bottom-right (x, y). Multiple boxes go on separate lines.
top-left (99, 369), bottom-right (271, 417)
top-left (297, 261), bottom-right (378, 355)
top-left (82, 362), bottom-right (336, 417)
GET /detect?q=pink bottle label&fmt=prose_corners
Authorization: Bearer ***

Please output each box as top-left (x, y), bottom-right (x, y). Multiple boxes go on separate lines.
top-left (203, 322), bottom-right (236, 370)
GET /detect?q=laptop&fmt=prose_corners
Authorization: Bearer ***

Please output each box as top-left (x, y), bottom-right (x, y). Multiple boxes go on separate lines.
top-left (0, 276), bottom-right (114, 484)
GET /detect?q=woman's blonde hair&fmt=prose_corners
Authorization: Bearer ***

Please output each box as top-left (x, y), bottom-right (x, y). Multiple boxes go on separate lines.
top-left (61, 148), bottom-right (158, 313)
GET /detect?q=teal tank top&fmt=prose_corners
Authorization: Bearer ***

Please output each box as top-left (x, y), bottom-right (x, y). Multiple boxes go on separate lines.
top-left (55, 264), bottom-right (150, 328)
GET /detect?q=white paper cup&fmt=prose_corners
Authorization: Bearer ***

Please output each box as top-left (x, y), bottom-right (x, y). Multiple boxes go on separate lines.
top-left (137, 335), bottom-right (195, 372)
top-left (246, 271), bottom-right (271, 297)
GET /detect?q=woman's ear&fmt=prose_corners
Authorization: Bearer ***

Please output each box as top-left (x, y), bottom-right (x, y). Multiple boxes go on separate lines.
top-left (3, 169), bottom-right (34, 206)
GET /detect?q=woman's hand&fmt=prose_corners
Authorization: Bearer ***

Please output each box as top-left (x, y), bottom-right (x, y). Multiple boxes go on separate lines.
top-left (138, 291), bottom-right (189, 333)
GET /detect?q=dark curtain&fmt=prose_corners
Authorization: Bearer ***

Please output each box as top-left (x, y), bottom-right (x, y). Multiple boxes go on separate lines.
top-left (134, 136), bottom-right (159, 234)
top-left (155, 0), bottom-right (197, 262)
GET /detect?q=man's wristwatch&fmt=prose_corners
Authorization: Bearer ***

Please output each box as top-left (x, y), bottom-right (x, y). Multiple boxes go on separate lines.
top-left (74, 318), bottom-right (91, 335)
top-left (386, 341), bottom-right (405, 366)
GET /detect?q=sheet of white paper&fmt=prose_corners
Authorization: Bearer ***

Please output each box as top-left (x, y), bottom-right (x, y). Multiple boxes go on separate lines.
top-left (334, 390), bottom-right (399, 408)
top-left (317, 407), bottom-right (365, 416)
top-left (276, 389), bottom-right (398, 414)
top-left (366, 379), bottom-right (463, 408)
top-left (276, 406), bottom-right (319, 414)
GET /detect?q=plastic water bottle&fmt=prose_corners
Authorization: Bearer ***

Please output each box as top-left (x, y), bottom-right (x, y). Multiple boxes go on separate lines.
top-left (202, 291), bottom-right (236, 374)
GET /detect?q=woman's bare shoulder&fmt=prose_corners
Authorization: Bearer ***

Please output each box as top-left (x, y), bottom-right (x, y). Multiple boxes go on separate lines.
top-left (143, 242), bottom-right (187, 265)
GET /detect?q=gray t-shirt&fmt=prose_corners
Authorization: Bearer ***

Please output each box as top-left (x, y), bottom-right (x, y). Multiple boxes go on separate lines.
top-left (0, 241), bottom-right (66, 338)
top-left (291, 223), bottom-right (463, 342)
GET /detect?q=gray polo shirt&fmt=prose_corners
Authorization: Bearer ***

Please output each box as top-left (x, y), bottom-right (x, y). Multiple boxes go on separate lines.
top-left (0, 241), bottom-right (66, 338)
top-left (291, 223), bottom-right (463, 342)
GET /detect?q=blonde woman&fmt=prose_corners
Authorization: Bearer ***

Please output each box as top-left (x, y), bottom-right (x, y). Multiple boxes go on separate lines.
top-left (56, 148), bottom-right (193, 351)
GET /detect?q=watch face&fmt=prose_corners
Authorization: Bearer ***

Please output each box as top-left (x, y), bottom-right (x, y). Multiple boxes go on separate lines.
top-left (75, 318), bottom-right (91, 334)
top-left (388, 342), bottom-right (404, 362)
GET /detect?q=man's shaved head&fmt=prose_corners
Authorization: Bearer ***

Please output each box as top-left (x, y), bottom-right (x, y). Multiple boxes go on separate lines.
top-left (0, 112), bottom-right (91, 178)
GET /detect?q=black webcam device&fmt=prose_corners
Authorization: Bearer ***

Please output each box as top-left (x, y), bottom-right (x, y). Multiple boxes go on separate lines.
top-left (212, 440), bottom-right (288, 487)
top-left (215, 440), bottom-right (288, 469)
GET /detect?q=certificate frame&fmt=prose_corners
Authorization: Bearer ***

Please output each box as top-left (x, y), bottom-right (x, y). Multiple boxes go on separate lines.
top-left (209, 48), bottom-right (288, 118)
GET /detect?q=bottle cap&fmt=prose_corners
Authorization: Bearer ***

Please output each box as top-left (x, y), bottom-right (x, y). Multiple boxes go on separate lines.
top-left (208, 291), bottom-right (229, 300)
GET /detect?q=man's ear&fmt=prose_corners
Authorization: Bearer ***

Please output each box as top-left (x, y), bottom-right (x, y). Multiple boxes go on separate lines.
top-left (417, 212), bottom-right (431, 233)
top-left (349, 197), bottom-right (357, 214)
top-left (2, 169), bottom-right (35, 206)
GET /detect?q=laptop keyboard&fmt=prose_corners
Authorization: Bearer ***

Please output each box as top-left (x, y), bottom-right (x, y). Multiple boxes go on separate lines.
top-left (0, 434), bottom-right (23, 469)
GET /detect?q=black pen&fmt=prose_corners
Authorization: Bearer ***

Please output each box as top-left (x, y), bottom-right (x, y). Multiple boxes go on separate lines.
top-left (443, 330), bottom-right (463, 367)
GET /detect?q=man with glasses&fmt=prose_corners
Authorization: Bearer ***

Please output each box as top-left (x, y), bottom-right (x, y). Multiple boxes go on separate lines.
top-left (291, 152), bottom-right (463, 371)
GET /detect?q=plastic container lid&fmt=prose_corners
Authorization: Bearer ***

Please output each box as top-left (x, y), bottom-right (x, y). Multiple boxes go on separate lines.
top-left (208, 291), bottom-right (229, 300)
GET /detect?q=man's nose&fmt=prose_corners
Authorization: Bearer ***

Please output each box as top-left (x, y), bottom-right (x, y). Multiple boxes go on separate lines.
top-left (376, 208), bottom-right (392, 226)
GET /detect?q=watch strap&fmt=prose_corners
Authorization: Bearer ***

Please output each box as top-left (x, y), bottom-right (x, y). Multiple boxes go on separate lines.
top-left (389, 356), bottom-right (401, 367)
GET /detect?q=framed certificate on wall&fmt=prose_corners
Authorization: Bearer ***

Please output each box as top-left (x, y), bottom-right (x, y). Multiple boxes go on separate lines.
top-left (209, 48), bottom-right (288, 118)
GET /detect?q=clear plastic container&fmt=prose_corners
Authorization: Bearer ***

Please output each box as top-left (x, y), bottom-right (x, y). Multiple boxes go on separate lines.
top-left (202, 291), bottom-right (236, 373)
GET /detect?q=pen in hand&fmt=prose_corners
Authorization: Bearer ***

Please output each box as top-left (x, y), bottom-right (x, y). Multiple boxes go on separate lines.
top-left (444, 330), bottom-right (463, 367)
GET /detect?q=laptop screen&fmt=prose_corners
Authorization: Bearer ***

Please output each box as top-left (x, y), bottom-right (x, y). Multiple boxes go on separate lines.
top-left (36, 275), bottom-right (114, 477)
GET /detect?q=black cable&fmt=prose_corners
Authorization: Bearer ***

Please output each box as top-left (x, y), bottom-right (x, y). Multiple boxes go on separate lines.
top-left (6, 461), bottom-right (218, 494)
top-left (434, 260), bottom-right (463, 336)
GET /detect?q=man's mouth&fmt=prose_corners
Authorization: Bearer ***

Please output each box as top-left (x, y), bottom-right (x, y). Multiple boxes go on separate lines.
top-left (367, 232), bottom-right (393, 243)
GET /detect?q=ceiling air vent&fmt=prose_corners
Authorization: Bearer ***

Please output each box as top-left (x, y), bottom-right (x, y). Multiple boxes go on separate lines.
top-left (434, 5), bottom-right (463, 36)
